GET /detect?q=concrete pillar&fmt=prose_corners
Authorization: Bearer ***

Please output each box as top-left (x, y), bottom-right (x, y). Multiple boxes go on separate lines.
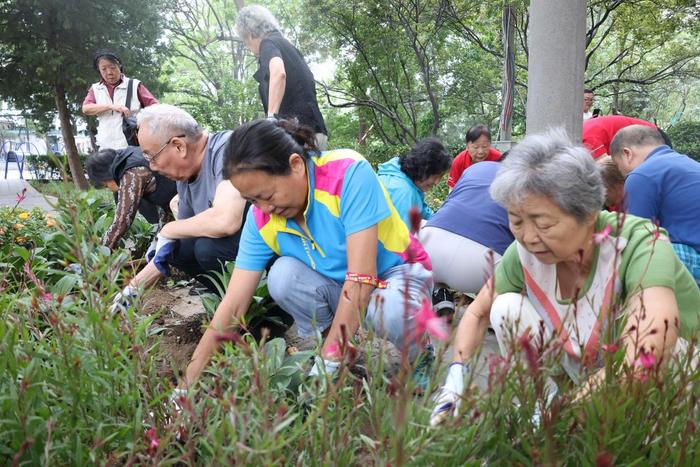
top-left (526, 0), bottom-right (587, 142)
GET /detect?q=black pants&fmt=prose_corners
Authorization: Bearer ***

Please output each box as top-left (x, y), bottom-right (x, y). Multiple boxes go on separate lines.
top-left (168, 234), bottom-right (241, 292)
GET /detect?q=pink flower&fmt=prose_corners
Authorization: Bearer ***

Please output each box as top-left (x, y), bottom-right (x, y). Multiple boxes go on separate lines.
top-left (413, 298), bottom-right (449, 341)
top-left (593, 224), bottom-right (612, 244)
top-left (16, 188), bottom-right (27, 203)
top-left (635, 350), bottom-right (656, 369)
top-left (601, 343), bottom-right (618, 353)
top-left (144, 427), bottom-right (160, 454)
top-left (324, 342), bottom-right (340, 359)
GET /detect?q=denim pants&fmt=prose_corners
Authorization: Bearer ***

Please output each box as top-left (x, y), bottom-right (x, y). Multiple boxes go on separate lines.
top-left (168, 235), bottom-right (241, 292)
top-left (267, 257), bottom-right (433, 359)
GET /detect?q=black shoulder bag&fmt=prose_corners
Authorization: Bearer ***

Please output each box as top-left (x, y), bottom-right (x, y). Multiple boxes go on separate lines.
top-left (121, 78), bottom-right (139, 146)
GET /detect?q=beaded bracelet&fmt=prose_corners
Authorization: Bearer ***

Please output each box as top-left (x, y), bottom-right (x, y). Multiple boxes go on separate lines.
top-left (345, 272), bottom-right (388, 289)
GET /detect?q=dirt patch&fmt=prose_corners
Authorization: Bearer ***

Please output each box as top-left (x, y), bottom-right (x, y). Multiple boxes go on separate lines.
top-left (141, 285), bottom-right (208, 382)
top-left (141, 284), bottom-right (480, 384)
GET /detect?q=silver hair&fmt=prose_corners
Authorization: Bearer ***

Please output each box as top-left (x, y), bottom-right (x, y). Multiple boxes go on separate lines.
top-left (234, 5), bottom-right (281, 39)
top-left (136, 104), bottom-right (202, 142)
top-left (490, 128), bottom-right (605, 223)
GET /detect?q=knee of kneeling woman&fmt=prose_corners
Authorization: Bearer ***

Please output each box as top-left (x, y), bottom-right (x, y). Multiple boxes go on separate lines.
top-left (365, 293), bottom-right (416, 341)
top-left (266, 257), bottom-right (299, 302)
top-left (489, 293), bottom-right (533, 330)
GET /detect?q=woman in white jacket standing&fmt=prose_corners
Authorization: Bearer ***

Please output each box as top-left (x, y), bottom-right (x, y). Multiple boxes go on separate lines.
top-left (82, 50), bottom-right (159, 150)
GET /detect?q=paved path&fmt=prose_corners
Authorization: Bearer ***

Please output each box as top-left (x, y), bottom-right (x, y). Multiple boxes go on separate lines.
top-left (0, 179), bottom-right (56, 211)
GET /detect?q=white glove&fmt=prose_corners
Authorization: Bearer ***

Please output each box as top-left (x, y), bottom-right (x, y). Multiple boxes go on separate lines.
top-left (308, 356), bottom-right (341, 377)
top-left (170, 388), bottom-right (188, 415)
top-left (153, 233), bottom-right (175, 259)
top-left (430, 362), bottom-right (468, 427)
top-left (110, 285), bottom-right (139, 314)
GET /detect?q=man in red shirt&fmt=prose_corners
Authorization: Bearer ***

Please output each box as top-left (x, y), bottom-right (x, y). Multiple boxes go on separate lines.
top-left (582, 115), bottom-right (658, 159)
top-left (447, 124), bottom-right (501, 189)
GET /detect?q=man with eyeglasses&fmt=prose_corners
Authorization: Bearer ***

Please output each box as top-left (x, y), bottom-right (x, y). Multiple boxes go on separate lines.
top-left (583, 89), bottom-right (598, 121)
top-left (112, 104), bottom-right (248, 310)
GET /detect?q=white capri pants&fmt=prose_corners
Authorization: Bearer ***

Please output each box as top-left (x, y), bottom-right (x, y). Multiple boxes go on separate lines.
top-left (490, 293), bottom-right (696, 382)
top-left (419, 226), bottom-right (501, 294)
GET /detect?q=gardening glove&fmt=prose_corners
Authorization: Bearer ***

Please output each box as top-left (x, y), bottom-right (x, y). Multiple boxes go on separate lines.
top-left (145, 238), bottom-right (158, 262)
top-left (429, 362), bottom-right (468, 427)
top-left (110, 285), bottom-right (139, 313)
top-left (308, 356), bottom-right (341, 378)
top-left (151, 233), bottom-right (176, 276)
top-left (169, 387), bottom-right (188, 416)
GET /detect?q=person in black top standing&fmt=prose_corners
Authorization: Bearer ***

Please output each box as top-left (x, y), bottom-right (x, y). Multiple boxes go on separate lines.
top-left (235, 4), bottom-right (328, 150)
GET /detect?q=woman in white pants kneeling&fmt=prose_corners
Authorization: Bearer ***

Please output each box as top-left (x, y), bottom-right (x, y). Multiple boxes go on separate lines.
top-left (419, 161), bottom-right (514, 315)
top-left (430, 129), bottom-right (700, 426)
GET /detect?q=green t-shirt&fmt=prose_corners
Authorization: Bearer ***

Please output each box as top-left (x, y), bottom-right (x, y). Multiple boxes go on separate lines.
top-left (494, 211), bottom-right (700, 338)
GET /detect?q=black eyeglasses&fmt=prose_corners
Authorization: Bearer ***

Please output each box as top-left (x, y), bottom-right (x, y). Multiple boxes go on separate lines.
top-left (144, 134), bottom-right (186, 163)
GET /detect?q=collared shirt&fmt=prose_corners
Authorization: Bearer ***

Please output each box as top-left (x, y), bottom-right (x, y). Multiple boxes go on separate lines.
top-left (235, 149), bottom-right (431, 281)
top-left (625, 145), bottom-right (700, 251)
top-left (83, 74), bottom-right (158, 107)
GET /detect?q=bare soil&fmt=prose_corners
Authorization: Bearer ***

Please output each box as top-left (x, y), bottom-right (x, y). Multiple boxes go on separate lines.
top-left (142, 285), bottom-right (207, 382)
top-left (141, 284), bottom-right (490, 385)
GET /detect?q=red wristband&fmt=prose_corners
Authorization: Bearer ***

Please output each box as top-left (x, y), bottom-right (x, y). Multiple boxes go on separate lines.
top-left (344, 272), bottom-right (387, 289)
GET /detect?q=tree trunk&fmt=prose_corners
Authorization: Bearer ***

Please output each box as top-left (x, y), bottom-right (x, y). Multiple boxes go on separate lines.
top-left (87, 117), bottom-right (98, 153)
top-left (498, 3), bottom-right (515, 141)
top-left (526, 0), bottom-right (587, 141)
top-left (54, 83), bottom-right (89, 190)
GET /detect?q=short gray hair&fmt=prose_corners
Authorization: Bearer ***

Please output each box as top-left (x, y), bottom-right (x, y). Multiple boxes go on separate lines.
top-left (490, 129), bottom-right (605, 223)
top-left (136, 104), bottom-right (202, 142)
top-left (235, 5), bottom-right (281, 39)
top-left (609, 124), bottom-right (664, 157)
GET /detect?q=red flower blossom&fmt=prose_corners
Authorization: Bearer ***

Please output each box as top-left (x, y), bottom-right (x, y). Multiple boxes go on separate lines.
top-left (635, 350), bottom-right (656, 369)
top-left (518, 333), bottom-right (540, 376)
top-left (413, 298), bottom-right (448, 341)
top-left (408, 206), bottom-right (422, 234)
top-left (144, 427), bottom-right (160, 454)
top-left (324, 342), bottom-right (340, 359)
top-left (601, 343), bottom-right (618, 353)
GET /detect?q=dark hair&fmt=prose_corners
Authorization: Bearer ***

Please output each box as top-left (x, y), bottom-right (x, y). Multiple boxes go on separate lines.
top-left (86, 149), bottom-right (118, 188)
top-left (223, 118), bottom-right (318, 178)
top-left (93, 49), bottom-right (122, 72)
top-left (584, 88), bottom-right (594, 94)
top-left (465, 124), bottom-right (491, 144)
top-left (498, 149), bottom-right (510, 161)
top-left (399, 138), bottom-right (451, 183)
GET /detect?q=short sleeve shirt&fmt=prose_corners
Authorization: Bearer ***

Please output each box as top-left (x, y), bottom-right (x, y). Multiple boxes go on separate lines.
top-left (582, 115), bottom-right (656, 158)
top-left (494, 210), bottom-right (700, 338)
top-left (176, 131), bottom-right (231, 219)
top-left (428, 161), bottom-right (513, 255)
top-left (255, 32), bottom-right (327, 134)
top-left (624, 145), bottom-right (700, 251)
top-left (447, 147), bottom-right (501, 188)
top-left (235, 149), bottom-right (431, 281)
